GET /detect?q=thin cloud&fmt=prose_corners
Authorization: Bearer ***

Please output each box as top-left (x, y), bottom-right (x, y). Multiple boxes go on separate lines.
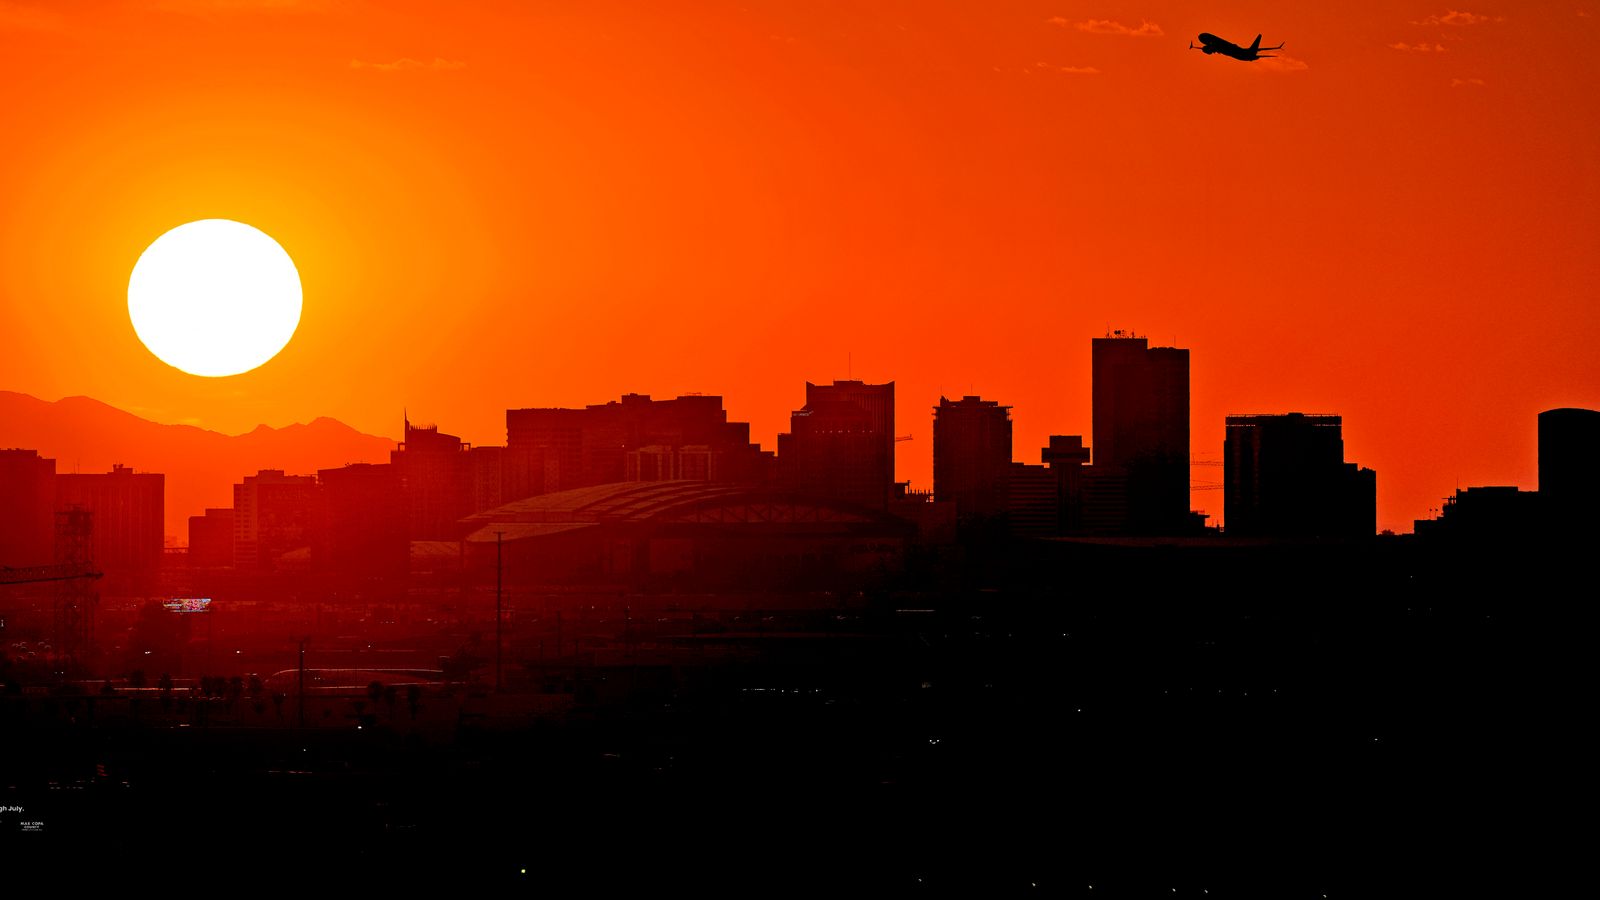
top-left (1034, 61), bottom-right (1101, 74)
top-left (1451, 76), bottom-right (1487, 86)
top-left (1052, 17), bottom-right (1164, 37)
top-left (350, 57), bottom-right (467, 72)
top-left (1256, 56), bottom-right (1310, 73)
top-left (1389, 42), bottom-right (1448, 51)
top-left (1413, 10), bottom-right (1503, 26)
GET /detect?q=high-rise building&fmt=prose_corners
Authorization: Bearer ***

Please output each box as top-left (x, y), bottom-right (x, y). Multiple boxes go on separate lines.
top-left (55, 464), bottom-right (164, 575)
top-left (320, 462), bottom-right (407, 577)
top-left (187, 508), bottom-right (235, 569)
top-left (469, 445), bottom-right (505, 514)
top-left (1539, 407), bottom-right (1600, 533)
top-left (0, 449), bottom-right (56, 567)
top-left (392, 421), bottom-right (476, 541)
top-left (507, 394), bottom-right (773, 497)
top-left (1007, 462), bottom-right (1059, 537)
top-left (1042, 435), bottom-right (1092, 534)
top-left (933, 396), bottom-right (1012, 522)
top-left (232, 469), bottom-right (320, 572)
top-left (805, 380), bottom-right (896, 484)
top-left (1224, 413), bottom-right (1376, 538)
top-left (778, 380), bottom-right (895, 510)
top-left (781, 400), bottom-right (886, 509)
top-left (1414, 486), bottom-right (1539, 542)
top-left (1091, 332), bottom-right (1190, 534)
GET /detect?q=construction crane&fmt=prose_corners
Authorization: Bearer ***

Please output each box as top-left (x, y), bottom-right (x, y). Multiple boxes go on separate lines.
top-left (1191, 456), bottom-right (1224, 492)
top-left (0, 563), bottom-right (103, 586)
top-left (1, 508), bottom-right (104, 677)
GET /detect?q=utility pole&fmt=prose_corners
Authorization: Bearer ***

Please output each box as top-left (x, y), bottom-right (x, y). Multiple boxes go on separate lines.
top-left (297, 636), bottom-right (310, 728)
top-left (494, 530), bottom-right (505, 692)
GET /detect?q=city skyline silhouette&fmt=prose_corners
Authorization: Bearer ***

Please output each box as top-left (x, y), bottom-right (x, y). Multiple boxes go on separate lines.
top-left (1, 2), bottom-right (1593, 890)
top-left (4, 5), bottom-right (1597, 537)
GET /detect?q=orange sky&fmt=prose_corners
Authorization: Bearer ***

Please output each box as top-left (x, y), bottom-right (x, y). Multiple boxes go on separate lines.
top-left (2, 1), bottom-right (1596, 532)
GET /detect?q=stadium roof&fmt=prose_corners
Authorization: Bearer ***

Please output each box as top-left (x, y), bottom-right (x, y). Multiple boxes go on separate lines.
top-left (460, 480), bottom-right (907, 544)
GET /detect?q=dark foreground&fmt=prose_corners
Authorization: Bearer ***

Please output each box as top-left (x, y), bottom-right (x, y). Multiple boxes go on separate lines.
top-left (1, 538), bottom-right (1581, 893)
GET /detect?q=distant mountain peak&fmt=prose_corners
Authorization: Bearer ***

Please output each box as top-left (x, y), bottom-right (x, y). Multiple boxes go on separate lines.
top-left (0, 390), bottom-right (396, 540)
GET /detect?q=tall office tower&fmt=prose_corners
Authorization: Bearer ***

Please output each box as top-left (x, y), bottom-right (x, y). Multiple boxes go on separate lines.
top-left (506, 393), bottom-right (774, 498)
top-left (932, 396), bottom-right (1013, 522)
top-left (0, 448), bottom-right (57, 567)
top-left (1224, 413), bottom-right (1376, 538)
top-left (1042, 435), bottom-right (1092, 533)
top-left (804, 380), bottom-right (896, 484)
top-left (1539, 407), bottom-right (1600, 533)
top-left (1007, 462), bottom-right (1059, 537)
top-left (1091, 332), bottom-right (1190, 534)
top-left (320, 462), bottom-right (408, 577)
top-left (55, 464), bottom-right (165, 575)
top-left (776, 380), bottom-right (895, 509)
top-left (392, 420), bottom-right (476, 541)
top-left (232, 469), bottom-right (320, 572)
top-left (187, 508), bottom-right (236, 569)
top-left (780, 400), bottom-right (888, 509)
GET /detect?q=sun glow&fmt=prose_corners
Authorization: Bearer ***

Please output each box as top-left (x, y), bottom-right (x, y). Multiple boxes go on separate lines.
top-left (128, 219), bottom-right (302, 377)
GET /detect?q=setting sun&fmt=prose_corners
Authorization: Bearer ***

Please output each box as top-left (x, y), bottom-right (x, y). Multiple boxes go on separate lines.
top-left (127, 219), bottom-right (302, 378)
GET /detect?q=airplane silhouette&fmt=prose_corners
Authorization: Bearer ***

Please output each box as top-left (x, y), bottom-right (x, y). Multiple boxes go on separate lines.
top-left (1189, 33), bottom-right (1283, 61)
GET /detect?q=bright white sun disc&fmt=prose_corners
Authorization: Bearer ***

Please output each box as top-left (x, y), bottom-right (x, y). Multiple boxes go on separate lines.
top-left (128, 219), bottom-right (302, 377)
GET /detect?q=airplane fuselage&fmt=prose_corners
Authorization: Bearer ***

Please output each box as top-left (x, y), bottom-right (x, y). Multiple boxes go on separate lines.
top-left (1194, 33), bottom-right (1278, 62)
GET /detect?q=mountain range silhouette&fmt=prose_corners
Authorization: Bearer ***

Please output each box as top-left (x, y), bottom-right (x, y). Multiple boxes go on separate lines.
top-left (0, 391), bottom-right (393, 541)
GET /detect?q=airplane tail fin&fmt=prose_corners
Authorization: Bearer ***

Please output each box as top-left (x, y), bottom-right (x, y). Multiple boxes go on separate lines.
top-left (1249, 34), bottom-right (1262, 51)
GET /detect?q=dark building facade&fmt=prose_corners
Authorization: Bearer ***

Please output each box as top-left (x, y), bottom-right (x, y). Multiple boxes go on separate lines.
top-left (187, 508), bottom-right (235, 569)
top-left (804, 379), bottom-right (896, 485)
top-left (506, 394), bottom-right (773, 499)
top-left (1007, 462), bottom-right (1058, 537)
top-left (1414, 486), bottom-right (1540, 542)
top-left (232, 469), bottom-right (320, 572)
top-left (1042, 435), bottom-right (1092, 534)
top-left (0, 448), bottom-right (56, 567)
top-left (320, 462), bottom-right (407, 577)
top-left (781, 399), bottom-right (888, 510)
top-left (392, 421), bottom-right (477, 542)
top-left (1416, 407), bottom-right (1600, 543)
top-left (458, 481), bottom-right (912, 589)
top-left (1539, 407), bottom-right (1600, 532)
top-left (1224, 413), bottom-right (1376, 538)
top-left (1091, 333), bottom-right (1190, 534)
top-left (932, 396), bottom-right (1012, 523)
top-left (55, 464), bottom-right (165, 575)
top-left (777, 380), bottom-right (896, 510)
